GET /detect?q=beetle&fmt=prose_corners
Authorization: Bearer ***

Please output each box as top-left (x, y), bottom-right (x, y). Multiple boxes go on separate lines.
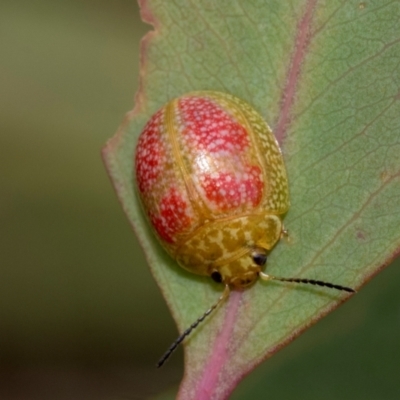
top-left (134, 91), bottom-right (355, 366)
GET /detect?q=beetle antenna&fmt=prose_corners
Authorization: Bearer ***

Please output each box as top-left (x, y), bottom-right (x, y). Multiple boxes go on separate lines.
top-left (259, 272), bottom-right (355, 293)
top-left (157, 284), bottom-right (230, 368)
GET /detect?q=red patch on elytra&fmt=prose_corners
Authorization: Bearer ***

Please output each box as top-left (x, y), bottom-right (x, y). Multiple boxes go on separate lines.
top-left (151, 187), bottom-right (192, 243)
top-left (201, 165), bottom-right (263, 211)
top-left (179, 97), bottom-right (250, 154)
top-left (135, 110), bottom-right (165, 193)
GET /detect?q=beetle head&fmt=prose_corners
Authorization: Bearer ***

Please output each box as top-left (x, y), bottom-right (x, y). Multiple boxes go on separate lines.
top-left (210, 247), bottom-right (267, 289)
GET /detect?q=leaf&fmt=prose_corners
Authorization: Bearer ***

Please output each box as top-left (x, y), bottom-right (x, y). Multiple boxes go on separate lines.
top-left (102, 1), bottom-right (400, 399)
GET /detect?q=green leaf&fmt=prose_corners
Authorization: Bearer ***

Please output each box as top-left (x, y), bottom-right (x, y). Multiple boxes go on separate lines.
top-left (103, 1), bottom-right (400, 398)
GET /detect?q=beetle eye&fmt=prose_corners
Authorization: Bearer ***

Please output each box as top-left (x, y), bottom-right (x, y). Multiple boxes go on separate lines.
top-left (252, 252), bottom-right (267, 266)
top-left (211, 271), bottom-right (223, 283)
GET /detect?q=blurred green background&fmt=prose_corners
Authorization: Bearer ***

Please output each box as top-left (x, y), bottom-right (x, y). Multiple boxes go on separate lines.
top-left (1, 1), bottom-right (400, 399)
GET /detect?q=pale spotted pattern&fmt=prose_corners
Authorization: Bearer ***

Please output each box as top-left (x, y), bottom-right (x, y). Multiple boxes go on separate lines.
top-left (135, 109), bottom-right (165, 194)
top-left (176, 96), bottom-right (264, 214)
top-left (213, 92), bottom-right (289, 214)
top-left (135, 109), bottom-right (195, 247)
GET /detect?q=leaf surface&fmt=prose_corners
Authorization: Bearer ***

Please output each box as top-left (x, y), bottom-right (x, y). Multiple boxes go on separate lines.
top-left (103, 1), bottom-right (400, 399)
